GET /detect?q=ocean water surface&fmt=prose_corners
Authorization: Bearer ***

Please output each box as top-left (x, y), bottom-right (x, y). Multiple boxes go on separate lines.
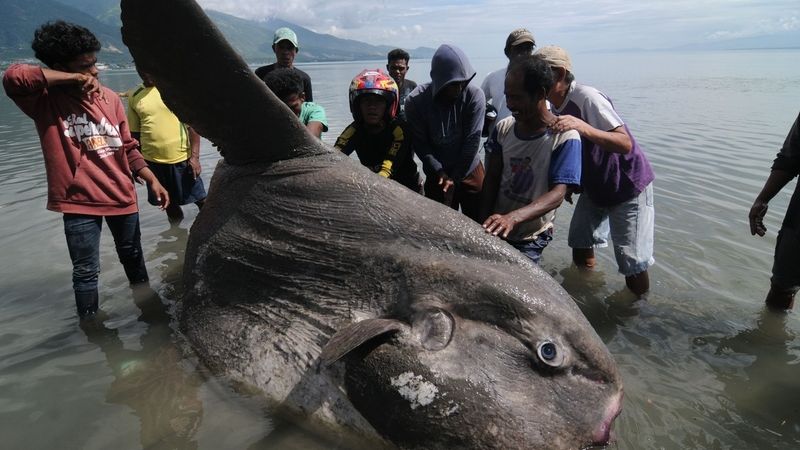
top-left (1, 49), bottom-right (799, 449)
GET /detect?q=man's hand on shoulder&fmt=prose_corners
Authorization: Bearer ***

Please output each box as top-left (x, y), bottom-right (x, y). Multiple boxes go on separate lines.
top-left (550, 114), bottom-right (587, 135)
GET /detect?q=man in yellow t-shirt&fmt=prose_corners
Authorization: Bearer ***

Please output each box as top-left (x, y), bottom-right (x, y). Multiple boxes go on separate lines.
top-left (126, 69), bottom-right (206, 220)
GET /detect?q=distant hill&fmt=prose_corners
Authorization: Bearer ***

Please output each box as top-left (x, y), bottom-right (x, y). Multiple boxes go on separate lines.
top-left (204, 13), bottom-right (435, 63)
top-left (0, 0), bottom-right (434, 66)
top-left (0, 0), bottom-right (127, 63)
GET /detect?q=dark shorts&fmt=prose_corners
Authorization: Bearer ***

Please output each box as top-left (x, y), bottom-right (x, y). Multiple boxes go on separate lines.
top-left (146, 160), bottom-right (207, 206)
top-left (510, 228), bottom-right (554, 265)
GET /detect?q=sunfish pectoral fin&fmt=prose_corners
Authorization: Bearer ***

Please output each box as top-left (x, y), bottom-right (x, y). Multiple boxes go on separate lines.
top-left (120, 0), bottom-right (320, 166)
top-left (320, 318), bottom-right (408, 368)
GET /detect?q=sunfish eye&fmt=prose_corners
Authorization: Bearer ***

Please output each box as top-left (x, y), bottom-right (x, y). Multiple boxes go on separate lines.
top-left (536, 341), bottom-right (562, 367)
top-left (411, 309), bottom-right (454, 351)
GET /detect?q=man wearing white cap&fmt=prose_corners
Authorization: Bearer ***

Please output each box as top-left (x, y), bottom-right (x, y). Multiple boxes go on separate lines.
top-left (480, 28), bottom-right (536, 137)
top-left (255, 27), bottom-right (313, 102)
top-left (538, 45), bottom-right (656, 296)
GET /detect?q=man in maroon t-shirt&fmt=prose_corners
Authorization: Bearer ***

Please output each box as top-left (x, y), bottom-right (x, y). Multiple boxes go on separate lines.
top-left (2, 21), bottom-right (169, 318)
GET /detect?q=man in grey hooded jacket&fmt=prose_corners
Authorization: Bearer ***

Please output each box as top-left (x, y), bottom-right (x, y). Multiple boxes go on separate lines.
top-left (405, 44), bottom-right (486, 221)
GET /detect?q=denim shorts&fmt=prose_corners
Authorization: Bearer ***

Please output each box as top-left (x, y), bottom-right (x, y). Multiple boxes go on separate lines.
top-left (146, 160), bottom-right (207, 206)
top-left (568, 183), bottom-right (655, 276)
top-left (510, 228), bottom-right (554, 265)
top-left (772, 226), bottom-right (800, 293)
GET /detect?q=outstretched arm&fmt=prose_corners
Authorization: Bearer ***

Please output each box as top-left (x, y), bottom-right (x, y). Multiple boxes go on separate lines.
top-left (550, 116), bottom-right (632, 154)
top-left (751, 113), bottom-right (800, 236)
top-left (136, 167), bottom-right (170, 210)
top-left (483, 185), bottom-right (567, 239)
top-left (306, 121), bottom-right (325, 139)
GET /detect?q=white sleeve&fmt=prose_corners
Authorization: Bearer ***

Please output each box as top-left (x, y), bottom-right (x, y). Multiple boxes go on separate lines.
top-left (580, 87), bottom-right (624, 132)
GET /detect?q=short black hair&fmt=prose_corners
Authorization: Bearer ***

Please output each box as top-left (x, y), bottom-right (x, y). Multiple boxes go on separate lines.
top-left (31, 21), bottom-right (101, 68)
top-left (387, 48), bottom-right (410, 64)
top-left (507, 54), bottom-right (555, 100)
top-left (262, 68), bottom-right (304, 99)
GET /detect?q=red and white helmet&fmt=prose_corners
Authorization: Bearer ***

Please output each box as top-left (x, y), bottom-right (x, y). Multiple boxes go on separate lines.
top-left (348, 69), bottom-right (399, 120)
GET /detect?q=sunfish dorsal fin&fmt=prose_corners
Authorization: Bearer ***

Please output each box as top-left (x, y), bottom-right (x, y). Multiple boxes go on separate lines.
top-left (120, 0), bottom-right (324, 165)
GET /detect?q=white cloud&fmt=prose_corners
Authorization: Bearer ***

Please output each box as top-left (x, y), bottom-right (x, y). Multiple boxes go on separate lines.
top-left (196, 1), bottom-right (800, 56)
top-left (706, 14), bottom-right (800, 41)
top-left (780, 16), bottom-right (799, 31)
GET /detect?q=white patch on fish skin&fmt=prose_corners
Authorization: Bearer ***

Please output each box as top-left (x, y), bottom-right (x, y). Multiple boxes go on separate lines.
top-left (390, 371), bottom-right (439, 410)
top-left (442, 401), bottom-right (459, 416)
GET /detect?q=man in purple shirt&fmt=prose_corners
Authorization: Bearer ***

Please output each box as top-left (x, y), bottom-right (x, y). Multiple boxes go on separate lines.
top-left (538, 46), bottom-right (655, 296)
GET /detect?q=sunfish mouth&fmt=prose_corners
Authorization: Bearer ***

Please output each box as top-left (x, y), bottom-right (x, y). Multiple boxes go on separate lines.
top-left (590, 391), bottom-right (623, 447)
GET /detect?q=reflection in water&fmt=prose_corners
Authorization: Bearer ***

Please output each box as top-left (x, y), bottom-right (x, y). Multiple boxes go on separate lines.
top-left (79, 221), bottom-right (204, 449)
top-left (559, 265), bottom-right (643, 342)
top-left (711, 309), bottom-right (800, 445)
top-left (153, 223), bottom-right (189, 292)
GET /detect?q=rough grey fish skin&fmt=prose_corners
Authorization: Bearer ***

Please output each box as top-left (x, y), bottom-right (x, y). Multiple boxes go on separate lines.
top-left (121, 1), bottom-right (623, 448)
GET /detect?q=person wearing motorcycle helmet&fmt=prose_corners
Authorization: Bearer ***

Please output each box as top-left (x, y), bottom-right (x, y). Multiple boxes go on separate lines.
top-left (335, 69), bottom-right (421, 192)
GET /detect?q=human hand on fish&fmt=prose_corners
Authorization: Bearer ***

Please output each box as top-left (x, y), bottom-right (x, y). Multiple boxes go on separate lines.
top-left (483, 212), bottom-right (519, 238)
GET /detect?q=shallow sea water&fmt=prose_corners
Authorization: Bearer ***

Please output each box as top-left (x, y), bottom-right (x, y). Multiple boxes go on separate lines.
top-left (1, 50), bottom-right (799, 449)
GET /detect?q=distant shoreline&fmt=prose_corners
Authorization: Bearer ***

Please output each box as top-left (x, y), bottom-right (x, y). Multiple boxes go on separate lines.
top-left (2, 46), bottom-right (800, 72)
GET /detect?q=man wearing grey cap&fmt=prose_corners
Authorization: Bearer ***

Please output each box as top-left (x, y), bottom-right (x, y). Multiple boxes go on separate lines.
top-left (480, 28), bottom-right (536, 137)
top-left (538, 45), bottom-right (655, 296)
top-left (255, 27), bottom-right (313, 102)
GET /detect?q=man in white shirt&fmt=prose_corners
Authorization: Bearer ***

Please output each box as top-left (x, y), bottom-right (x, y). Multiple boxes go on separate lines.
top-left (481, 28), bottom-right (536, 137)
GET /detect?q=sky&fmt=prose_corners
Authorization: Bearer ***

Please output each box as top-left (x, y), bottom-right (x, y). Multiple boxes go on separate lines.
top-left (197, 0), bottom-right (800, 57)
